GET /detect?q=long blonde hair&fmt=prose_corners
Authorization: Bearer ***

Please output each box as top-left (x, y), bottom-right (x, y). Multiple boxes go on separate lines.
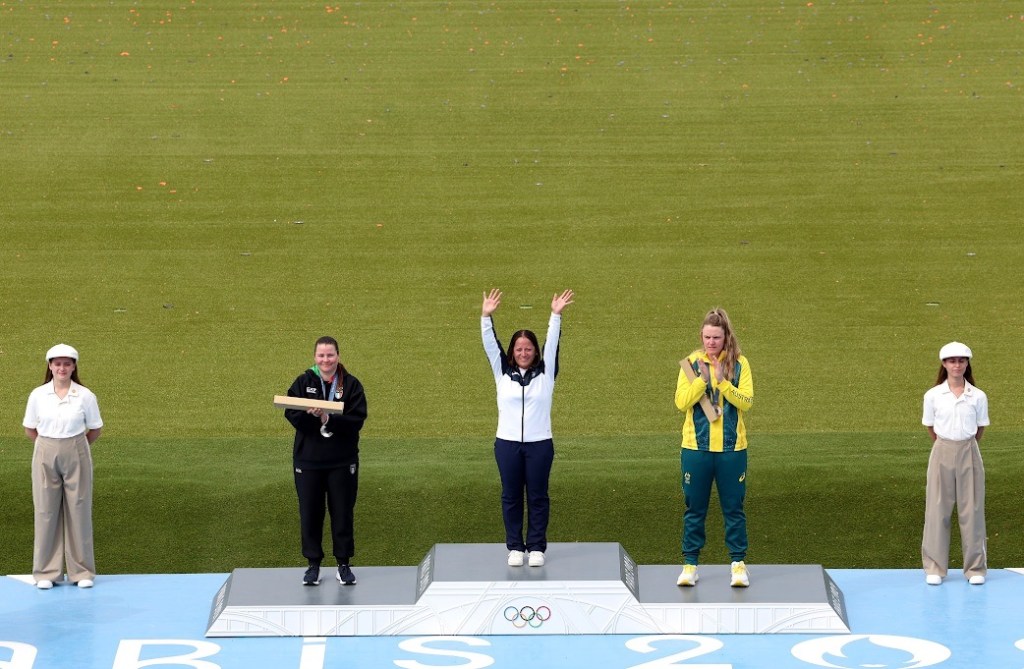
top-left (699, 307), bottom-right (742, 381)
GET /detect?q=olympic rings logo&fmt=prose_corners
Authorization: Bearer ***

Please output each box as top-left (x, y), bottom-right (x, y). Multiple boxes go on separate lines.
top-left (503, 604), bottom-right (552, 628)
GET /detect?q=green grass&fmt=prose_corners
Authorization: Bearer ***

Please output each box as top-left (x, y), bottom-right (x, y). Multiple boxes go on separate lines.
top-left (2, 431), bottom-right (1021, 573)
top-left (2, 1), bottom-right (1022, 574)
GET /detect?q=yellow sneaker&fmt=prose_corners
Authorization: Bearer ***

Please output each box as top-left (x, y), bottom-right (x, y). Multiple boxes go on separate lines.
top-left (730, 561), bottom-right (750, 587)
top-left (676, 564), bottom-right (698, 586)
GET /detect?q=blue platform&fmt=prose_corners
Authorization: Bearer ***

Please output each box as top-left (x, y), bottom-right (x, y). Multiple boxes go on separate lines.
top-left (2, 568), bottom-right (1022, 668)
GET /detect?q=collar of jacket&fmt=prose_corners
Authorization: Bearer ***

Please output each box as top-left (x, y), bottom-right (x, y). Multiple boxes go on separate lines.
top-left (502, 361), bottom-right (544, 387)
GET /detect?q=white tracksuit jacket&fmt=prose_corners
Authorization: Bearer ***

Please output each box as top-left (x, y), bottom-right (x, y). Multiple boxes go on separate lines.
top-left (481, 313), bottom-right (561, 443)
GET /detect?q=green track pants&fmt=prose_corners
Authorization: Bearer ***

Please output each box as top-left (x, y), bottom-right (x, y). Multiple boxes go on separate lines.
top-left (681, 448), bottom-right (748, 564)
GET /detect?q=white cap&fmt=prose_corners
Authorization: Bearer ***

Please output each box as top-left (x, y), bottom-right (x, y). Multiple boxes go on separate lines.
top-left (45, 343), bottom-right (79, 361)
top-left (939, 341), bottom-right (972, 360)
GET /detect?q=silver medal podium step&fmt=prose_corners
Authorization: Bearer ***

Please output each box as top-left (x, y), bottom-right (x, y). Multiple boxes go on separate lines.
top-left (207, 543), bottom-right (849, 637)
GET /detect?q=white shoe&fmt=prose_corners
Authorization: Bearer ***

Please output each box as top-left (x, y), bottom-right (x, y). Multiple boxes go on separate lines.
top-left (77, 579), bottom-right (95, 589)
top-left (925, 574), bottom-right (942, 585)
top-left (507, 550), bottom-right (525, 567)
top-left (968, 574), bottom-right (986, 585)
top-left (528, 551), bottom-right (545, 567)
top-left (730, 561), bottom-right (750, 587)
top-left (36, 579), bottom-right (54, 590)
top-left (676, 564), bottom-right (698, 586)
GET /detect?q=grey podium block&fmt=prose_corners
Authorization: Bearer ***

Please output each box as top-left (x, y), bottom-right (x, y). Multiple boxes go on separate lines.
top-left (207, 543), bottom-right (849, 637)
top-left (638, 565), bottom-right (849, 634)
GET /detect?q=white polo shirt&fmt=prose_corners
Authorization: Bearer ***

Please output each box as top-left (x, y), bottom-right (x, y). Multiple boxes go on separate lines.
top-left (23, 381), bottom-right (104, 439)
top-left (922, 380), bottom-right (989, 441)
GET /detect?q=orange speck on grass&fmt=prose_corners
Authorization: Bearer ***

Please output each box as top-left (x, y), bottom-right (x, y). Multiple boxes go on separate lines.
top-left (136, 186), bottom-right (143, 191)
top-left (120, 51), bottom-right (130, 56)
top-left (159, 181), bottom-right (167, 186)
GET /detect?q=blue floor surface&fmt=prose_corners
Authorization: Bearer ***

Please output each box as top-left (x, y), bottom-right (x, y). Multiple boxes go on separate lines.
top-left (2, 568), bottom-right (1022, 668)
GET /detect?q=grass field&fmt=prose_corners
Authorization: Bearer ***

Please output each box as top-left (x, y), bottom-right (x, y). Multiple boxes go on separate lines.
top-left (2, 1), bottom-right (1022, 574)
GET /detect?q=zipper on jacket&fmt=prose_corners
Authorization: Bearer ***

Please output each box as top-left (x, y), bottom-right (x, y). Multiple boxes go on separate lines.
top-left (521, 384), bottom-right (526, 442)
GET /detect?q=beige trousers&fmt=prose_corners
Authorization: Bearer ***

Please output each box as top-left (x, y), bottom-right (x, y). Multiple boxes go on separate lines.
top-left (921, 436), bottom-right (986, 578)
top-left (32, 434), bottom-right (95, 582)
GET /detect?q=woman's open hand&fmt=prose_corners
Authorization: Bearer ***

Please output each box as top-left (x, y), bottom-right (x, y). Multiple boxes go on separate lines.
top-left (551, 289), bottom-right (575, 315)
top-left (482, 288), bottom-right (502, 316)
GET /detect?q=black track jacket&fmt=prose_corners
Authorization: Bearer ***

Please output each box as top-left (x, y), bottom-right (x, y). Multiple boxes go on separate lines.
top-left (285, 367), bottom-right (368, 469)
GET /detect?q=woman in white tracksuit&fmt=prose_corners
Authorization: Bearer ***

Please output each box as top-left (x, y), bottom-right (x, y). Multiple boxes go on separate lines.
top-left (481, 288), bottom-right (574, 568)
top-left (921, 341), bottom-right (989, 586)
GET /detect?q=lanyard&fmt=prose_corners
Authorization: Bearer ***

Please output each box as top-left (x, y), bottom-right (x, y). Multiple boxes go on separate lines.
top-left (707, 382), bottom-right (721, 408)
top-left (316, 372), bottom-right (340, 438)
top-left (320, 374), bottom-right (339, 402)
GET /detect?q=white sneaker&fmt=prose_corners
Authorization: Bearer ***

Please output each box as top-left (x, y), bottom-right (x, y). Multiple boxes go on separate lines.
top-left (77, 579), bottom-right (94, 589)
top-left (507, 550), bottom-right (525, 567)
top-left (968, 574), bottom-right (985, 585)
top-left (36, 579), bottom-right (54, 590)
top-left (925, 574), bottom-right (942, 585)
top-left (528, 551), bottom-right (545, 567)
top-left (730, 561), bottom-right (750, 587)
top-left (676, 564), bottom-right (698, 586)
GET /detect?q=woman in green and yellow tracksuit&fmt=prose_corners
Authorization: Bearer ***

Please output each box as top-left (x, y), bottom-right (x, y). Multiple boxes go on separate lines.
top-left (674, 308), bottom-right (753, 588)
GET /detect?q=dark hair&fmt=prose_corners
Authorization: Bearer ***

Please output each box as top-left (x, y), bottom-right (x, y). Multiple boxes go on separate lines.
top-left (935, 361), bottom-right (975, 386)
top-left (313, 336), bottom-right (348, 376)
top-left (314, 336), bottom-right (340, 355)
top-left (44, 361), bottom-right (82, 385)
top-left (506, 330), bottom-right (541, 369)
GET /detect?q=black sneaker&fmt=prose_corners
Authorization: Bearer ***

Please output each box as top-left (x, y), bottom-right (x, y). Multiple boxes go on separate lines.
top-left (303, 564), bottom-right (321, 586)
top-left (336, 564), bottom-right (356, 585)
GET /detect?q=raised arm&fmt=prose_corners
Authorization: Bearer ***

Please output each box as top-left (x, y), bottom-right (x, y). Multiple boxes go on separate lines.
top-left (543, 290), bottom-right (573, 375)
top-left (481, 288), bottom-right (505, 379)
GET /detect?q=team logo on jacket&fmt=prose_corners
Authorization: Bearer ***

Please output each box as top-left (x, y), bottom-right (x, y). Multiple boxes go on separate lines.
top-left (350, 464), bottom-right (357, 475)
top-left (306, 387), bottom-right (318, 394)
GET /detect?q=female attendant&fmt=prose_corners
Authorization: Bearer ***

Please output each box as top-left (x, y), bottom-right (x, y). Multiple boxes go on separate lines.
top-left (481, 288), bottom-right (574, 567)
top-left (284, 336), bottom-right (368, 587)
top-left (922, 341), bottom-right (989, 585)
top-left (674, 308), bottom-right (753, 588)
top-left (23, 344), bottom-right (104, 590)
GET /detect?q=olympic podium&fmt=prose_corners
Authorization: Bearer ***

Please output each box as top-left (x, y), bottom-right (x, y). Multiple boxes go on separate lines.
top-left (206, 543), bottom-right (849, 637)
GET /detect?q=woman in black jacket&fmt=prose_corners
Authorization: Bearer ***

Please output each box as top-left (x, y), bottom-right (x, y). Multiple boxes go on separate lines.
top-left (284, 336), bottom-right (368, 586)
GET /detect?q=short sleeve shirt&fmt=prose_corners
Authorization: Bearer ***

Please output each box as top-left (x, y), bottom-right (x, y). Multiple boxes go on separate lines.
top-left (922, 381), bottom-right (989, 441)
top-left (23, 381), bottom-right (103, 439)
